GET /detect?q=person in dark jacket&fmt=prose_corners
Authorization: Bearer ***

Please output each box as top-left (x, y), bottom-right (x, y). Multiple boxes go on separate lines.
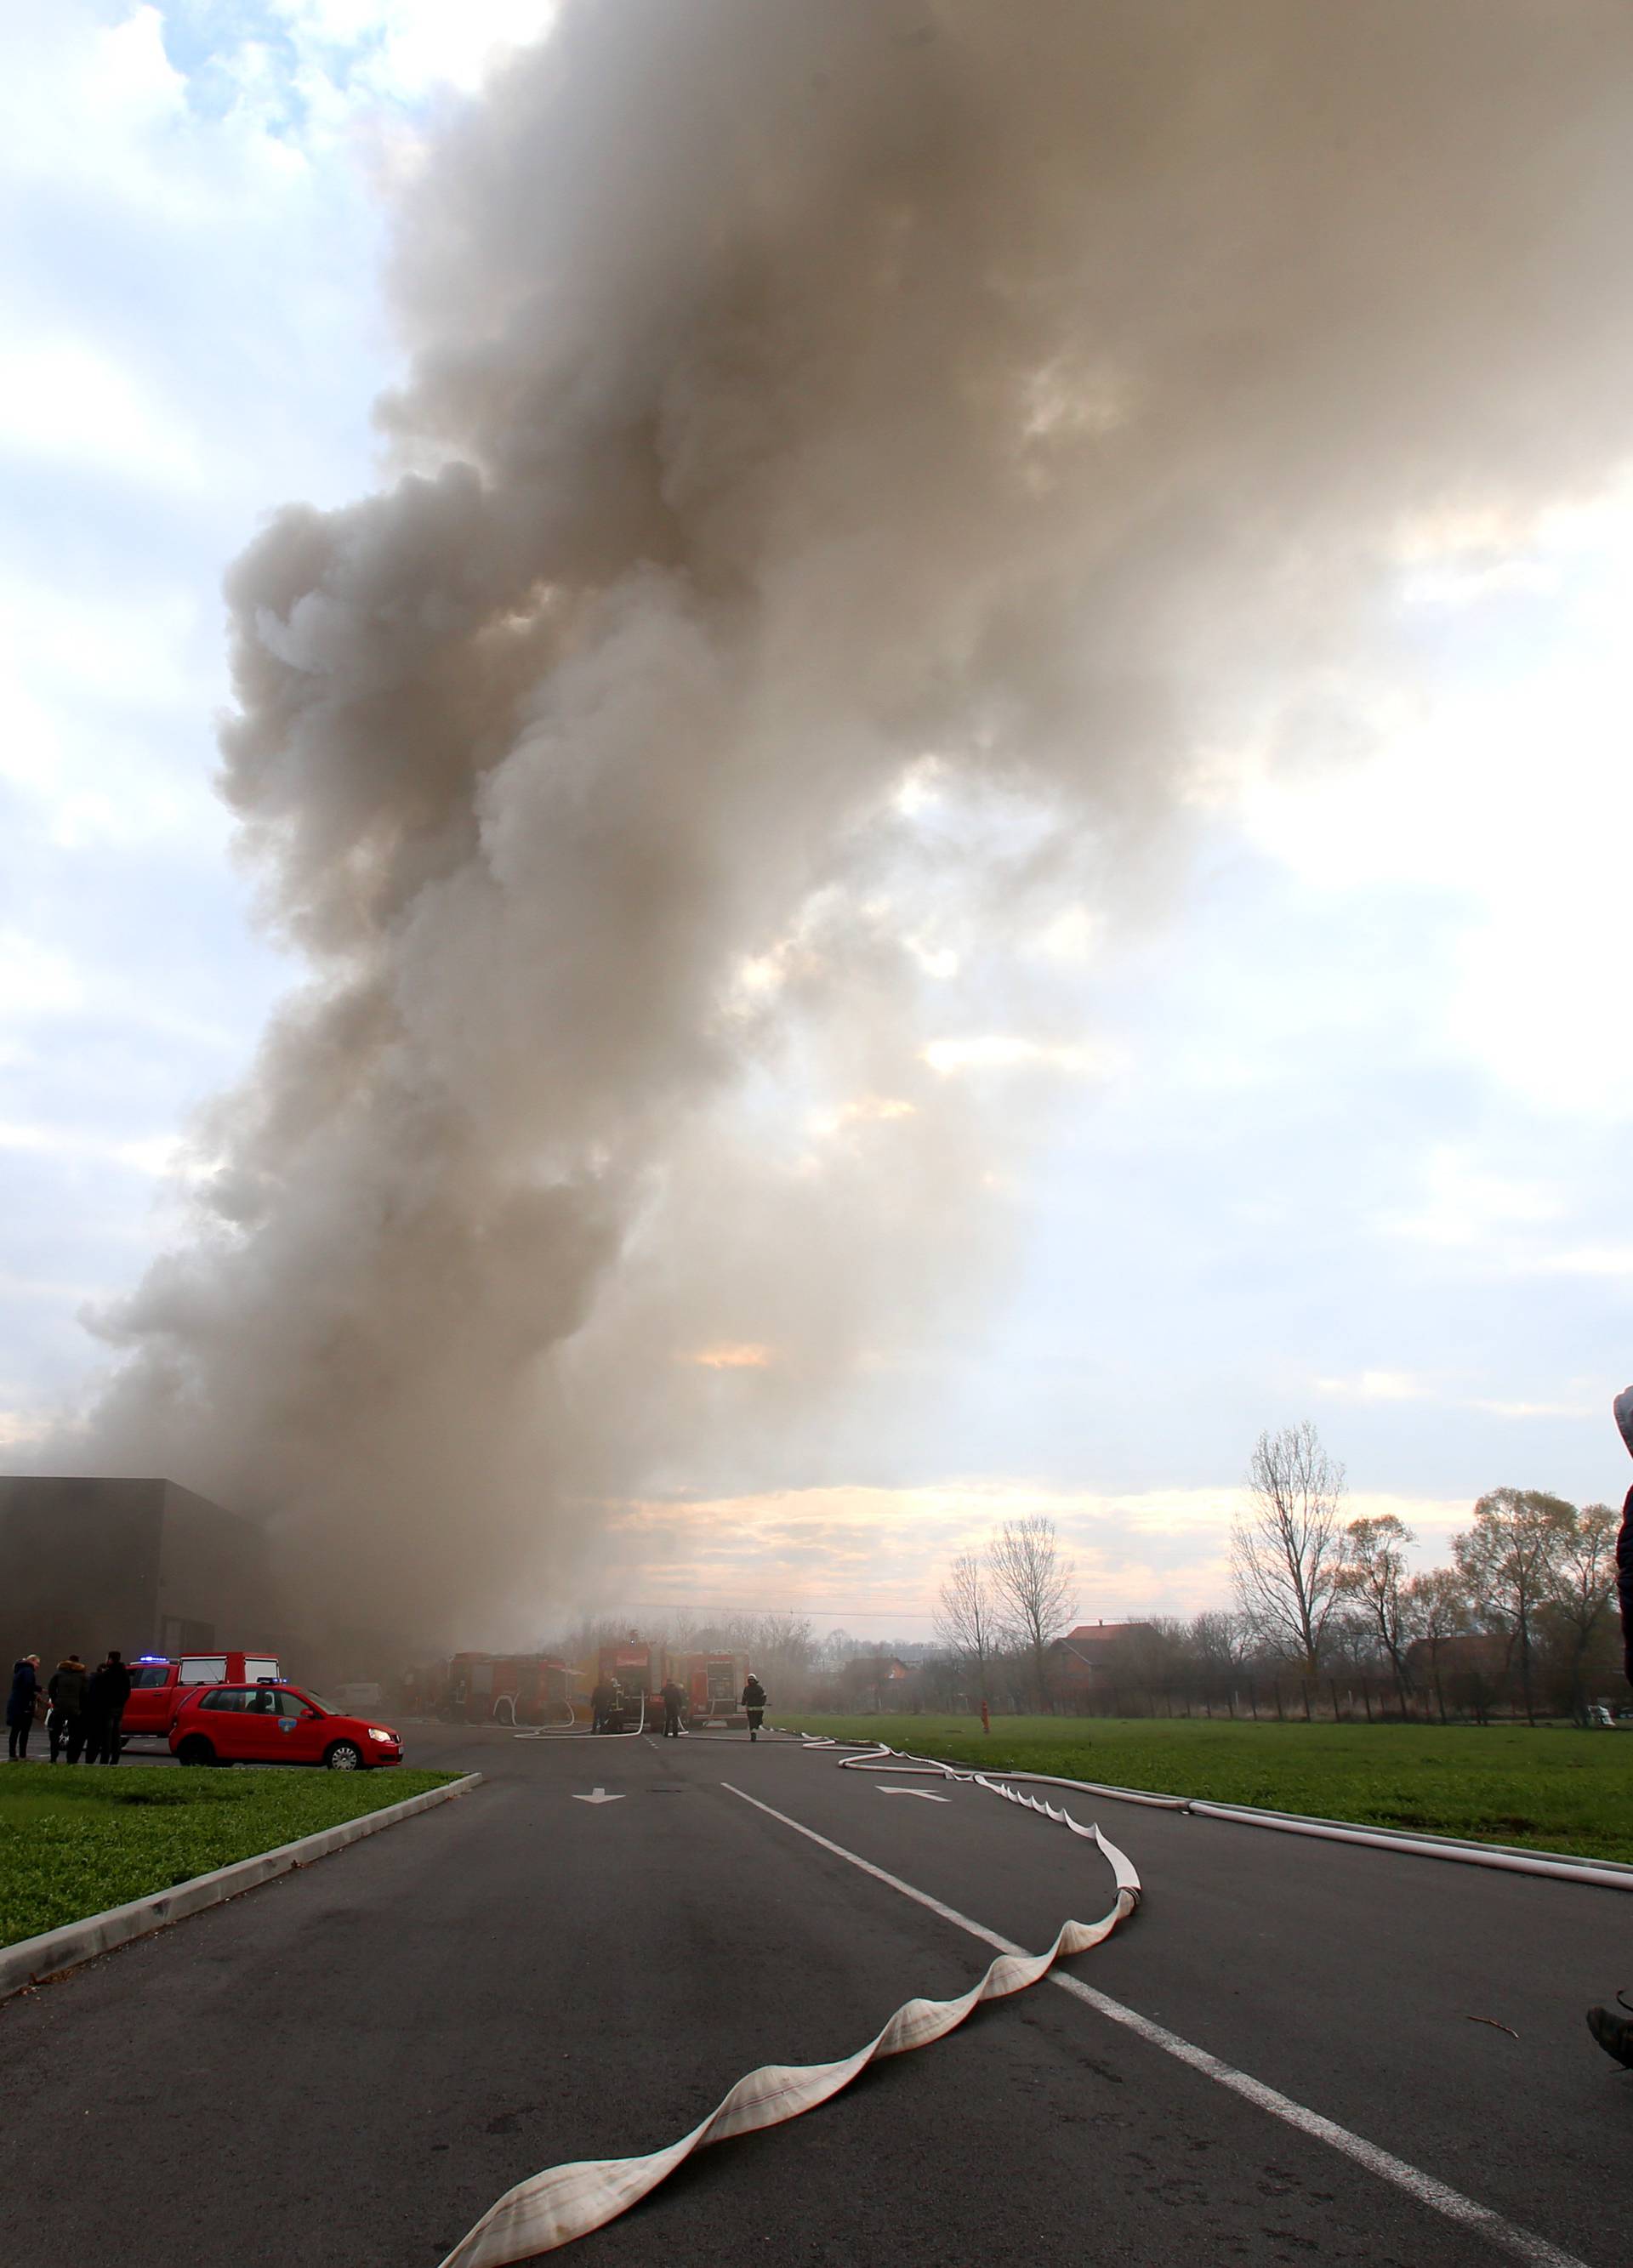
top-left (1586, 1388), bottom-right (1633, 2067)
top-left (47, 1654), bottom-right (89, 1764)
top-left (741, 1674), bottom-right (767, 1742)
top-left (84, 1650), bottom-right (133, 1765)
top-left (660, 1677), bottom-right (686, 1738)
top-left (7, 1655), bottom-right (41, 1760)
top-left (590, 1679), bottom-right (615, 1734)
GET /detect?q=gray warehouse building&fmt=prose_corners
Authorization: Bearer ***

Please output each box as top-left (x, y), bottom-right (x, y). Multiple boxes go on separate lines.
top-left (0, 1476), bottom-right (279, 1673)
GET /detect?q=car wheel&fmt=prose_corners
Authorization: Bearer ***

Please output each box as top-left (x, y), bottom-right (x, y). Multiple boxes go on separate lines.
top-left (325, 1741), bottom-right (364, 1771)
top-left (177, 1736), bottom-right (214, 1767)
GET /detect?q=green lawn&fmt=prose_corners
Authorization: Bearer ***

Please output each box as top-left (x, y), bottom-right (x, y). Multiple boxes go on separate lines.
top-left (0, 1765), bottom-right (458, 1950)
top-left (778, 1714), bottom-right (1633, 1864)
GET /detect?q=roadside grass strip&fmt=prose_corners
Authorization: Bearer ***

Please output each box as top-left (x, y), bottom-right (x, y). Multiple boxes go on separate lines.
top-left (436, 1809), bottom-right (1141, 2265)
top-left (0, 1765), bottom-right (458, 1948)
top-left (779, 1714), bottom-right (1633, 1865)
top-left (807, 1735), bottom-right (1633, 1890)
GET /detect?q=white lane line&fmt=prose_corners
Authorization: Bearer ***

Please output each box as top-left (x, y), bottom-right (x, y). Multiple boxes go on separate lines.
top-left (721, 1782), bottom-right (1592, 2268)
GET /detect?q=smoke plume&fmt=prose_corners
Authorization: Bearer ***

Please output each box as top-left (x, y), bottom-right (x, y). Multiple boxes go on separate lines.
top-left (68, 1), bottom-right (1633, 1650)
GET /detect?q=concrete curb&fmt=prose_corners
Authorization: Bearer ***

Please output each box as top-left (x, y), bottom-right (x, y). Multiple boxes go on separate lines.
top-left (0, 1770), bottom-right (484, 2004)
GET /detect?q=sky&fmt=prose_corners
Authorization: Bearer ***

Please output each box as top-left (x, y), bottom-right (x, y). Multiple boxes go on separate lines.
top-left (4, 2), bottom-right (1632, 1646)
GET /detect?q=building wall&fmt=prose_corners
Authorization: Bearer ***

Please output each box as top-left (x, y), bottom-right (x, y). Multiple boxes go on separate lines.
top-left (0, 1475), bottom-right (274, 1674)
top-left (0, 1475), bottom-right (167, 1670)
top-left (157, 1481), bottom-right (276, 1656)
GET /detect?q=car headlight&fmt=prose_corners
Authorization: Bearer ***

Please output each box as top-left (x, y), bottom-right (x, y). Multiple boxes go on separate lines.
top-left (367, 1726), bottom-right (395, 1742)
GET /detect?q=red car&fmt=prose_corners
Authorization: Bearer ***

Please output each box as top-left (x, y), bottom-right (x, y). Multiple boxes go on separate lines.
top-left (169, 1682), bottom-right (402, 1771)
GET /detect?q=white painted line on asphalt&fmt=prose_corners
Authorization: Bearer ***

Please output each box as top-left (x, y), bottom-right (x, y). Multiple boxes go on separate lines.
top-left (571, 1788), bottom-right (623, 1805)
top-left (722, 1782), bottom-right (1592, 2268)
top-left (877, 1785), bottom-right (952, 1802)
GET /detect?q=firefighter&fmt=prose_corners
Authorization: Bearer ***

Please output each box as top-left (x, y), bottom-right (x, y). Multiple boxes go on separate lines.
top-left (741, 1671), bottom-right (767, 1741)
top-left (660, 1675), bottom-right (686, 1738)
top-left (590, 1678), bottom-right (615, 1734)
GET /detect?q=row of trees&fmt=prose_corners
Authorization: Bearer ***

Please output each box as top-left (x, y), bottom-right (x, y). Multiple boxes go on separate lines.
top-left (910, 1426), bottom-right (1626, 1724)
top-left (1230, 1422), bottom-right (1623, 1722)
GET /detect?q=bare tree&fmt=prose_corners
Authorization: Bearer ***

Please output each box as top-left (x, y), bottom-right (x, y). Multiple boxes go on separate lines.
top-left (1340, 1513), bottom-right (1415, 1709)
top-left (1401, 1567), bottom-right (1468, 1723)
top-left (1232, 1424), bottom-right (1347, 1696)
top-left (1453, 1487), bottom-right (1573, 1725)
top-left (934, 1549), bottom-right (998, 1724)
top-left (987, 1515), bottom-right (1077, 1712)
top-left (1551, 1501), bottom-right (1620, 1717)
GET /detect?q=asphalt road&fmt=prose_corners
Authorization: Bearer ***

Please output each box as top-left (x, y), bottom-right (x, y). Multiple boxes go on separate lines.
top-left (1, 1721), bottom-right (1626, 2266)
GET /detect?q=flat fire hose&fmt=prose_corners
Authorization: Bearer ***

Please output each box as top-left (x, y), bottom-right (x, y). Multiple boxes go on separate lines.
top-left (435, 1795), bottom-right (1139, 2265)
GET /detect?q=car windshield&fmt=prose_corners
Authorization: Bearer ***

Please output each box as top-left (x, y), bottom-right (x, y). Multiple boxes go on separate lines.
top-left (285, 1689), bottom-right (339, 1714)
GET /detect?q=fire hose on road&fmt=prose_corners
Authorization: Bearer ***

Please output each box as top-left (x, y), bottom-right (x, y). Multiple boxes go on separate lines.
top-left (510, 1695), bottom-right (645, 1739)
top-left (435, 1771), bottom-right (1139, 2266)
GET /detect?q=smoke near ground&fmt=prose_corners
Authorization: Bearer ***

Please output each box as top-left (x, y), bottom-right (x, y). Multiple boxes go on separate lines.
top-left (60, 1), bottom-right (1633, 1652)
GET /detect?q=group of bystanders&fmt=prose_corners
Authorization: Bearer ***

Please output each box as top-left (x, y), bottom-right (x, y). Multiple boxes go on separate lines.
top-left (5, 1649), bottom-right (133, 1766)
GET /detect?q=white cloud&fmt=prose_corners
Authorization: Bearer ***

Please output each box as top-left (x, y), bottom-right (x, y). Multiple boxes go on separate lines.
top-left (1027, 905), bottom-right (1104, 966)
top-left (811, 1097), bottom-right (917, 1137)
top-left (1381, 1147), bottom-right (1563, 1253)
top-left (269, 0), bottom-right (558, 98)
top-left (922, 1034), bottom-right (1105, 1076)
top-left (600, 1480), bottom-right (1482, 1624)
top-left (684, 1344), bottom-right (774, 1371)
top-left (0, 1409), bottom-right (52, 1449)
top-left (1315, 1370), bottom-right (1431, 1403)
top-left (1528, 1246), bottom-right (1633, 1280)
top-left (0, 933), bottom-right (87, 1020)
top-left (0, 338), bottom-right (206, 490)
top-left (0, 1121), bottom-right (191, 1179)
top-left (1468, 1398), bottom-right (1595, 1419)
top-left (1237, 481), bottom-right (1633, 1116)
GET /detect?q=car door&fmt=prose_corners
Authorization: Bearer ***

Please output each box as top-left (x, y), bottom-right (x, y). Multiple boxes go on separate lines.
top-left (122, 1663), bottom-right (173, 1738)
top-left (275, 1686), bottom-right (329, 1763)
top-left (225, 1686), bottom-right (284, 1763)
top-left (187, 1686), bottom-right (250, 1756)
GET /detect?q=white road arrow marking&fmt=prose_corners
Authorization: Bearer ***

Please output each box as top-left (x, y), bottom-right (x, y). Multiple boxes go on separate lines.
top-left (572, 1788), bottom-right (625, 1805)
top-left (876, 1785), bottom-right (951, 1802)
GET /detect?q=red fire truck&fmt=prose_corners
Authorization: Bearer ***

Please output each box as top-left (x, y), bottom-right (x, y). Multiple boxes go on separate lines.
top-left (594, 1639), bottom-right (673, 1727)
top-left (685, 1651), bottom-right (748, 1724)
top-left (585, 1643), bottom-right (753, 1727)
top-left (443, 1651), bottom-right (578, 1725)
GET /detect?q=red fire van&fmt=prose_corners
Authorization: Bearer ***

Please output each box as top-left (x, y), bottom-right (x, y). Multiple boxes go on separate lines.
top-left (122, 1651), bottom-right (283, 1740)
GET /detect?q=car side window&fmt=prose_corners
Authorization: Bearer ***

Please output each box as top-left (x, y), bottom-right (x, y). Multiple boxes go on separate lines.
top-left (275, 1690), bottom-right (311, 1719)
top-left (200, 1689), bottom-right (248, 1713)
top-left (246, 1688), bottom-right (278, 1714)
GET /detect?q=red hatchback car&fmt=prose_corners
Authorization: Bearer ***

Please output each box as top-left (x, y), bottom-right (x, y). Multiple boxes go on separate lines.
top-left (169, 1683), bottom-right (402, 1771)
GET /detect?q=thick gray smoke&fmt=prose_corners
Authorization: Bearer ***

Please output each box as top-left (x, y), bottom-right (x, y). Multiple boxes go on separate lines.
top-left (69, 0), bottom-right (1633, 1651)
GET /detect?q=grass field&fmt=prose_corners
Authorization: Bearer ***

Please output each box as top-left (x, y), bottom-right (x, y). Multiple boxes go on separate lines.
top-left (777, 1714), bottom-right (1633, 1864)
top-left (0, 1764), bottom-right (457, 1949)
